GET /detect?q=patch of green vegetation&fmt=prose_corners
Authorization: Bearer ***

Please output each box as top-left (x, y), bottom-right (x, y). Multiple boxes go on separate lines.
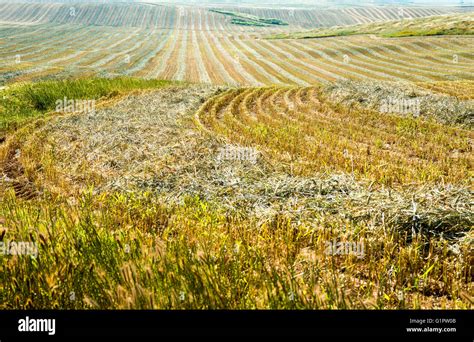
top-left (0, 77), bottom-right (174, 136)
top-left (259, 18), bottom-right (288, 26)
top-left (231, 18), bottom-right (268, 27)
top-left (383, 27), bottom-right (474, 38)
top-left (211, 9), bottom-right (288, 27)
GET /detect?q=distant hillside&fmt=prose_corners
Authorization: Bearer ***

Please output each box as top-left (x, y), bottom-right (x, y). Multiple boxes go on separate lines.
top-left (270, 12), bottom-right (474, 38)
top-left (0, 2), bottom-right (463, 29)
top-left (219, 5), bottom-right (462, 28)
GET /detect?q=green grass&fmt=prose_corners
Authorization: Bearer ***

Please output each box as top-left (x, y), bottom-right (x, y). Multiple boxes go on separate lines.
top-left (0, 77), bottom-right (175, 136)
top-left (384, 27), bottom-right (474, 38)
top-left (231, 18), bottom-right (269, 27)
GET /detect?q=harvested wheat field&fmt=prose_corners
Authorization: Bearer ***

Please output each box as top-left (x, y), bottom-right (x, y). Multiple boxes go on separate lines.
top-left (0, 3), bottom-right (473, 85)
top-left (0, 1), bottom-right (472, 316)
top-left (1, 79), bottom-right (472, 310)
